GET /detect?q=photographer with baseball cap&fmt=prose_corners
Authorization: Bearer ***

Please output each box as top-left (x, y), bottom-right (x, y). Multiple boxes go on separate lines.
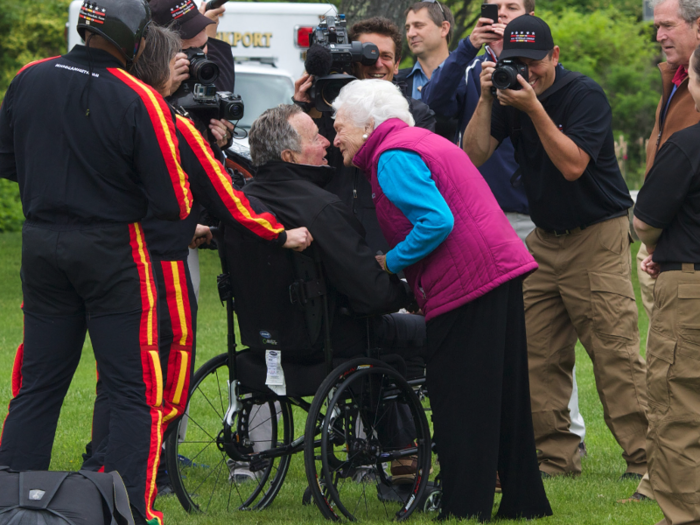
top-left (151, 0), bottom-right (235, 149)
top-left (464, 15), bottom-right (649, 479)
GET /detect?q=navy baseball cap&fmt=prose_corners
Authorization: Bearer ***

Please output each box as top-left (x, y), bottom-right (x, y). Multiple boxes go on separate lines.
top-left (150, 0), bottom-right (214, 40)
top-left (500, 15), bottom-right (554, 60)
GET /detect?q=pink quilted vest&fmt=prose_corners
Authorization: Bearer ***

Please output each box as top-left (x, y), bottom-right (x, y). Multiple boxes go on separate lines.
top-left (353, 119), bottom-right (537, 321)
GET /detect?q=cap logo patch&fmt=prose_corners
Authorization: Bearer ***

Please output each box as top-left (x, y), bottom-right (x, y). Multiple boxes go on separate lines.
top-left (79, 2), bottom-right (107, 25)
top-left (510, 31), bottom-right (536, 44)
top-left (170, 0), bottom-right (196, 20)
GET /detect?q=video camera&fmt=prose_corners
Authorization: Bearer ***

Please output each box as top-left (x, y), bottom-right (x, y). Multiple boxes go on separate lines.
top-left (305, 15), bottom-right (379, 112)
top-left (170, 47), bottom-right (244, 123)
top-left (491, 58), bottom-right (529, 94)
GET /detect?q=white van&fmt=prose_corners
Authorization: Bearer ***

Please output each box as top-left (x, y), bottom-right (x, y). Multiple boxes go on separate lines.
top-left (66, 1), bottom-right (336, 78)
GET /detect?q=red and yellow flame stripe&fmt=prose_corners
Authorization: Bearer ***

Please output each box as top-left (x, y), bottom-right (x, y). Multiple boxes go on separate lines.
top-left (110, 68), bottom-right (192, 219)
top-left (16, 56), bottom-right (60, 76)
top-left (161, 261), bottom-right (193, 426)
top-left (128, 223), bottom-right (158, 347)
top-left (176, 115), bottom-right (285, 240)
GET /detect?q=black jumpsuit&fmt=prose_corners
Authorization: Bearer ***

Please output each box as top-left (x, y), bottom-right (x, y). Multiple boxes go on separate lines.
top-left (0, 46), bottom-right (193, 524)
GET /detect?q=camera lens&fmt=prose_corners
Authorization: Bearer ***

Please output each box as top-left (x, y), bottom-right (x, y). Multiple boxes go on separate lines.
top-left (492, 66), bottom-right (516, 90)
top-left (223, 101), bottom-right (244, 120)
top-left (190, 57), bottom-right (220, 85)
top-left (321, 80), bottom-right (347, 107)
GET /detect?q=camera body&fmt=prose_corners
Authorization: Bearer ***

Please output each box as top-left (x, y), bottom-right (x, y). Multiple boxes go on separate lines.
top-left (170, 47), bottom-right (245, 124)
top-left (307, 15), bottom-right (378, 111)
top-left (491, 58), bottom-right (529, 94)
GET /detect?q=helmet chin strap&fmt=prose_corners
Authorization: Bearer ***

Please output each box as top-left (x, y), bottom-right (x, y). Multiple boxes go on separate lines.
top-left (81, 33), bottom-right (95, 117)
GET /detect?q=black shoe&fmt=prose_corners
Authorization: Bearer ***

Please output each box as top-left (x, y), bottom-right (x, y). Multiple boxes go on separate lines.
top-left (619, 472), bottom-right (643, 482)
top-left (157, 482), bottom-right (175, 496)
top-left (616, 491), bottom-right (650, 503)
top-left (131, 508), bottom-right (148, 525)
top-left (578, 441), bottom-right (588, 457)
top-left (540, 471), bottom-right (552, 479)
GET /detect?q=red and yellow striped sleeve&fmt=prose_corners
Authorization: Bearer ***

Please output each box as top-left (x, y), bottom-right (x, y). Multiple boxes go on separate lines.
top-left (109, 68), bottom-right (192, 219)
top-left (16, 56), bottom-right (60, 76)
top-left (175, 115), bottom-right (285, 241)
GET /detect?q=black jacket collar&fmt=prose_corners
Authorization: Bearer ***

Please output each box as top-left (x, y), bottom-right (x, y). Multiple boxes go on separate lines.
top-left (65, 45), bottom-right (125, 69)
top-left (254, 161), bottom-right (336, 188)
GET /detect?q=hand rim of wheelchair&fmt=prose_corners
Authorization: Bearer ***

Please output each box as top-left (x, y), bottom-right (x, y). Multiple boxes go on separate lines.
top-left (164, 352), bottom-right (293, 513)
top-left (303, 357), bottom-right (432, 522)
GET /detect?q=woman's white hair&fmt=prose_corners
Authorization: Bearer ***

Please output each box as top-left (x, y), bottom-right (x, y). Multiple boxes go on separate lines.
top-left (332, 79), bottom-right (415, 129)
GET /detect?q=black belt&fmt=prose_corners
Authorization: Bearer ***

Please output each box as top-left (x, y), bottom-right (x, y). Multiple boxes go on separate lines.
top-left (659, 263), bottom-right (700, 273)
top-left (541, 225), bottom-right (587, 237)
top-left (541, 211), bottom-right (628, 237)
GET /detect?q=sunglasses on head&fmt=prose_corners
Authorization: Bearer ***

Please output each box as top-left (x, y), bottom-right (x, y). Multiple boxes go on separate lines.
top-left (421, 0), bottom-right (446, 21)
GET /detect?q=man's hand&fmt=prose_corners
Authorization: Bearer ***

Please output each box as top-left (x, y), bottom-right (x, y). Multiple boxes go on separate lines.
top-left (210, 118), bottom-right (235, 147)
top-left (282, 227), bottom-right (313, 251)
top-left (469, 19), bottom-right (506, 48)
top-left (168, 51), bottom-right (189, 95)
top-left (294, 72), bottom-right (313, 104)
top-left (189, 224), bottom-right (213, 248)
top-left (200, 4), bottom-right (225, 39)
top-left (496, 74), bottom-right (541, 115)
top-left (479, 61), bottom-right (496, 102)
top-left (641, 253), bottom-right (661, 279)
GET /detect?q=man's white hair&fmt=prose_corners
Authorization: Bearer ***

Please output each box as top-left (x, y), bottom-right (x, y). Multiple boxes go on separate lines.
top-left (332, 79), bottom-right (415, 129)
top-left (650, 0), bottom-right (700, 24)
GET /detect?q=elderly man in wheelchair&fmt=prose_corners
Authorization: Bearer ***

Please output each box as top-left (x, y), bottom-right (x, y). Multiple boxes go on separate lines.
top-left (163, 104), bottom-right (435, 521)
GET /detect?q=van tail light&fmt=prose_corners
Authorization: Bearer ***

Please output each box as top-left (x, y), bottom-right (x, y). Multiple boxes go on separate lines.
top-left (295, 26), bottom-right (314, 48)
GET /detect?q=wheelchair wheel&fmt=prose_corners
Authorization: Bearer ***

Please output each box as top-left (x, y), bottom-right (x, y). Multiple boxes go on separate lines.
top-left (304, 358), bottom-right (431, 521)
top-left (165, 353), bottom-right (293, 513)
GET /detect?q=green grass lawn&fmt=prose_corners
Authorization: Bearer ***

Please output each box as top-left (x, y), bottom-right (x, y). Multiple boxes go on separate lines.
top-left (0, 232), bottom-right (663, 524)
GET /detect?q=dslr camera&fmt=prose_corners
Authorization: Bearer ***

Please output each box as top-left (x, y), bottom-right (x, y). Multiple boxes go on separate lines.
top-left (170, 47), bottom-right (244, 123)
top-left (491, 58), bottom-right (529, 94)
top-left (307, 14), bottom-right (379, 111)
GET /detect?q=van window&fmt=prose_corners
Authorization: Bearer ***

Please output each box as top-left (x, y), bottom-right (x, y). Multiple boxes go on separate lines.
top-left (235, 73), bottom-right (295, 129)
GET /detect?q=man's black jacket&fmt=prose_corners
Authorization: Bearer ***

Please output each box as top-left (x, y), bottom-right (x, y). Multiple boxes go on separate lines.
top-left (243, 161), bottom-right (409, 355)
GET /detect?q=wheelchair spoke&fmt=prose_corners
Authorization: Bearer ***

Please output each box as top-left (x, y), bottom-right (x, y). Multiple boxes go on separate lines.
top-left (166, 355), bottom-right (293, 513)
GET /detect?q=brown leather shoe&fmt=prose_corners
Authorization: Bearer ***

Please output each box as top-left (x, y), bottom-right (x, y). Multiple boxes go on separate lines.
top-left (616, 492), bottom-right (650, 504)
top-left (391, 456), bottom-right (418, 485)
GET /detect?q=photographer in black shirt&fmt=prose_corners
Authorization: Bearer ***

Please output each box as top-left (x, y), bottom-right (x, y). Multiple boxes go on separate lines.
top-left (464, 15), bottom-right (648, 479)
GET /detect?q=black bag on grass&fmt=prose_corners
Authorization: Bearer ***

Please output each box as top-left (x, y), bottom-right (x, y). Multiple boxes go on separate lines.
top-left (0, 467), bottom-right (134, 525)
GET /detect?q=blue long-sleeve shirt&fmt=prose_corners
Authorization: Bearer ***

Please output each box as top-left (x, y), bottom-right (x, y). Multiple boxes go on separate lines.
top-left (422, 37), bottom-right (529, 214)
top-left (377, 150), bottom-right (454, 273)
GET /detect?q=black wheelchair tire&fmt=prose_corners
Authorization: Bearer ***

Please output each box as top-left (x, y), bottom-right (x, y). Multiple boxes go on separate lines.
top-left (165, 352), bottom-right (293, 513)
top-left (303, 358), bottom-right (431, 522)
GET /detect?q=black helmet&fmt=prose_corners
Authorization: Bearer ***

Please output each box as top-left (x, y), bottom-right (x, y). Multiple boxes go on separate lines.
top-left (77, 0), bottom-right (151, 64)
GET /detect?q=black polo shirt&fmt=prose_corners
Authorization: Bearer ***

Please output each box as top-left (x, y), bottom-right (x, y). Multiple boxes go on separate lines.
top-left (634, 122), bottom-right (700, 263)
top-left (490, 66), bottom-right (633, 231)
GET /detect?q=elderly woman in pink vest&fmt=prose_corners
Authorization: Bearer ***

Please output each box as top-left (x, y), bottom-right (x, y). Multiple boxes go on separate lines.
top-left (332, 80), bottom-right (552, 522)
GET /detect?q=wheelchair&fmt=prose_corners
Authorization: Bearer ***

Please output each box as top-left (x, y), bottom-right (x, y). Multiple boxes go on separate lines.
top-left (163, 223), bottom-right (439, 520)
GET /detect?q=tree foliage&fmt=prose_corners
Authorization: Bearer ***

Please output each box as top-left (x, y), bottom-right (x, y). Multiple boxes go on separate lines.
top-left (0, 0), bottom-right (666, 222)
top-left (0, 0), bottom-right (72, 99)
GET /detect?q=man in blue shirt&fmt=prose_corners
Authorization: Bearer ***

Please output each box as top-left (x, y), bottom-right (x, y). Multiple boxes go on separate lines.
top-left (398, 1), bottom-right (454, 100)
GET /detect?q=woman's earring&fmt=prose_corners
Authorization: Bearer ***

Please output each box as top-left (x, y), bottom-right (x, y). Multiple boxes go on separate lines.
top-left (362, 134), bottom-right (368, 140)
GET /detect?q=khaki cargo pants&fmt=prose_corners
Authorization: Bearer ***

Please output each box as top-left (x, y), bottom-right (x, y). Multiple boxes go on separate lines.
top-left (524, 215), bottom-right (648, 476)
top-left (647, 267), bottom-right (700, 524)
